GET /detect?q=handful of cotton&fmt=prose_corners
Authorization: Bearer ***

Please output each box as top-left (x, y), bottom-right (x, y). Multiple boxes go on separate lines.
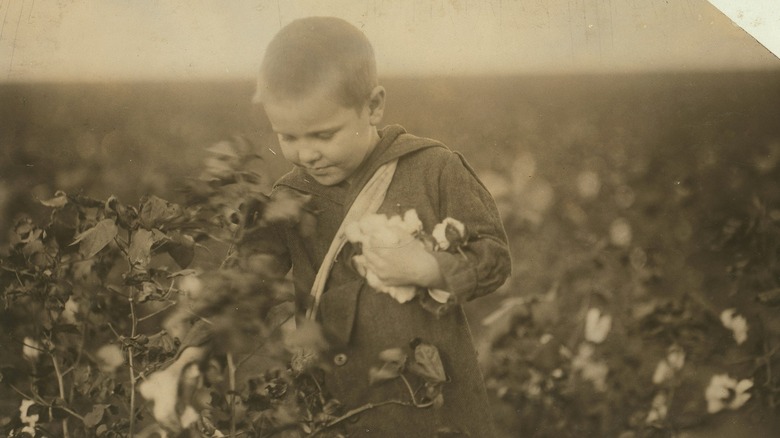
top-left (345, 210), bottom-right (424, 303)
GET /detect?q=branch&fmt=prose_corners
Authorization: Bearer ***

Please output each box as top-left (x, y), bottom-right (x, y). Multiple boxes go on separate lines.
top-left (128, 297), bottom-right (138, 437)
top-left (137, 302), bottom-right (177, 322)
top-left (227, 352), bottom-right (237, 438)
top-left (50, 352), bottom-right (71, 438)
top-left (312, 395), bottom-right (435, 436)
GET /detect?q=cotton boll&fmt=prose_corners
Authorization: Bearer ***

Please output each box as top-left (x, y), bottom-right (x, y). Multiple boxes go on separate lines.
top-left (96, 344), bottom-right (125, 373)
top-left (609, 218), bottom-right (632, 247)
top-left (720, 308), bottom-right (749, 345)
top-left (344, 221), bottom-right (366, 243)
top-left (369, 227), bottom-right (402, 247)
top-left (357, 214), bottom-right (389, 236)
top-left (705, 374), bottom-right (753, 413)
top-left (365, 270), bottom-right (417, 303)
top-left (346, 210), bottom-right (423, 304)
top-left (140, 367), bottom-right (180, 427)
top-left (61, 296), bottom-right (80, 323)
top-left (402, 209), bottom-right (423, 234)
top-left (22, 337), bottom-right (42, 361)
top-left (511, 152), bottom-right (537, 193)
top-left (584, 308), bottom-right (612, 344)
top-left (577, 171), bottom-right (601, 199)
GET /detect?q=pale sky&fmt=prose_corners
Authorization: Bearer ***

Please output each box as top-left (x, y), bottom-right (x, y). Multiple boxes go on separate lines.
top-left (0, 0), bottom-right (778, 81)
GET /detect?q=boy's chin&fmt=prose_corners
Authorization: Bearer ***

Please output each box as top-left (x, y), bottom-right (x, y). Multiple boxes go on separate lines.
top-left (305, 170), bottom-right (347, 186)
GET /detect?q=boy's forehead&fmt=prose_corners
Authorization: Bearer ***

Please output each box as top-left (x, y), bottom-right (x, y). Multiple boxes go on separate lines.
top-left (254, 70), bottom-right (342, 106)
top-left (262, 86), bottom-right (359, 133)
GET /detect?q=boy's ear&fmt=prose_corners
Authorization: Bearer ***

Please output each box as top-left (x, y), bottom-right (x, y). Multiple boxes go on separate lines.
top-left (367, 86), bottom-right (386, 125)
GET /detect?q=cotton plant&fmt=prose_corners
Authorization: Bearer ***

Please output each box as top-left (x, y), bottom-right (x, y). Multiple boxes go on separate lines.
top-left (346, 209), bottom-right (468, 304)
top-left (652, 344), bottom-right (685, 385)
top-left (571, 343), bottom-right (609, 392)
top-left (705, 374), bottom-right (753, 414)
top-left (645, 392), bottom-right (669, 424)
top-left (559, 308), bottom-right (614, 392)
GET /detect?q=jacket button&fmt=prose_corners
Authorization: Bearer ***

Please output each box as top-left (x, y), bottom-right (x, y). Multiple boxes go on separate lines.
top-left (333, 353), bottom-right (348, 366)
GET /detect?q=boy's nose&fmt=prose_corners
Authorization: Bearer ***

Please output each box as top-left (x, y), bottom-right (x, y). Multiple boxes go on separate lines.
top-left (297, 147), bottom-right (322, 166)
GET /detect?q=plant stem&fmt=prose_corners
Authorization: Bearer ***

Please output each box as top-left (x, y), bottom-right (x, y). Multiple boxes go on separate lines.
top-left (51, 353), bottom-right (71, 438)
top-left (400, 374), bottom-right (420, 405)
top-left (9, 383), bottom-right (86, 423)
top-left (137, 302), bottom-right (177, 322)
top-left (227, 352), bottom-right (237, 437)
top-left (128, 296), bottom-right (138, 437)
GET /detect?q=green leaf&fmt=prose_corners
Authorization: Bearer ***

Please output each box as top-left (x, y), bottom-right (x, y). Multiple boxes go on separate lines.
top-left (432, 393), bottom-right (445, 409)
top-left (369, 362), bottom-right (401, 385)
top-left (71, 219), bottom-right (118, 258)
top-left (408, 342), bottom-right (447, 383)
top-left (83, 404), bottom-right (108, 428)
top-left (2, 366), bottom-right (27, 385)
top-left (52, 324), bottom-right (81, 336)
top-left (284, 318), bottom-right (328, 352)
top-left (378, 348), bottom-right (407, 365)
top-left (165, 232), bottom-right (195, 269)
top-left (757, 288), bottom-right (780, 306)
top-left (206, 140), bottom-right (240, 158)
top-left (167, 268), bottom-right (198, 278)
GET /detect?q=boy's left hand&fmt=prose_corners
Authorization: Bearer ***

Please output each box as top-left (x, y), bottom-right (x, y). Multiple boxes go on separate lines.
top-left (357, 236), bottom-right (446, 289)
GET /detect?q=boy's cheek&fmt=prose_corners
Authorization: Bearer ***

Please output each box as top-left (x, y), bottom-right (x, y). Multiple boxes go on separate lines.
top-left (278, 146), bottom-right (296, 164)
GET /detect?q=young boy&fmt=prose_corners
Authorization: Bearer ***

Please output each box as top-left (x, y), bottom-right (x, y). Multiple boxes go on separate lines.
top-left (171, 16), bottom-right (510, 437)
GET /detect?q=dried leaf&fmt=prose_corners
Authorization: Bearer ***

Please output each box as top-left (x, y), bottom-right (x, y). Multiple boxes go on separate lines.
top-left (408, 342), bottom-right (447, 383)
top-left (139, 195), bottom-right (183, 229)
top-left (128, 229), bottom-right (164, 269)
top-left (39, 191), bottom-right (68, 208)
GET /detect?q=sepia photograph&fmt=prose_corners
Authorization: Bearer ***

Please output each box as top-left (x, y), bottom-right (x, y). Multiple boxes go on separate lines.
top-left (1, 1), bottom-right (779, 436)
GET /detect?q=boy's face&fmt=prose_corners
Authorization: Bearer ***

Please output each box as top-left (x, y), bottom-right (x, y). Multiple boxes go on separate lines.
top-left (263, 82), bottom-right (385, 186)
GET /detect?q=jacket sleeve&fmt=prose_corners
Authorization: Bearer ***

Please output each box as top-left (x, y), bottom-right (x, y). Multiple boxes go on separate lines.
top-left (430, 152), bottom-right (511, 302)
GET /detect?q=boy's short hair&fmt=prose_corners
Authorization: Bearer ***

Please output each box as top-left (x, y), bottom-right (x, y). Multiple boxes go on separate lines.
top-left (255, 17), bottom-right (378, 112)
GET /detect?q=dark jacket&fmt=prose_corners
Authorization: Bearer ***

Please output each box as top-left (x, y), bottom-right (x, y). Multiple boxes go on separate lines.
top-left (270, 125), bottom-right (511, 437)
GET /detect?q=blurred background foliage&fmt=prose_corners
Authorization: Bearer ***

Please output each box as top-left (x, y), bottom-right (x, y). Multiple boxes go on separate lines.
top-left (2, 71), bottom-right (780, 436)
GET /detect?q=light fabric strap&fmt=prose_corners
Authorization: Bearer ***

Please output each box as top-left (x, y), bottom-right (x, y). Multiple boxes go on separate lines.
top-left (304, 159), bottom-right (399, 322)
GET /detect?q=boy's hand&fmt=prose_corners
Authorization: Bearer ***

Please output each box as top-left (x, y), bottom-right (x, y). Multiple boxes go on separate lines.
top-left (358, 236), bottom-right (446, 289)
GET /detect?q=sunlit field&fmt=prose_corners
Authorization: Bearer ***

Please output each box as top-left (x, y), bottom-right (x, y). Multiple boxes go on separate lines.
top-left (2, 71), bottom-right (780, 436)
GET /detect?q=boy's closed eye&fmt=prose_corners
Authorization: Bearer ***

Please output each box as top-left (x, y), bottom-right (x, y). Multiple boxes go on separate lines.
top-left (277, 130), bottom-right (338, 143)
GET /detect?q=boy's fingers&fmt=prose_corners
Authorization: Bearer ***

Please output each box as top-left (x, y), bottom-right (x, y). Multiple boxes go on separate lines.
top-left (352, 255), bottom-right (367, 276)
top-left (360, 251), bottom-right (382, 271)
